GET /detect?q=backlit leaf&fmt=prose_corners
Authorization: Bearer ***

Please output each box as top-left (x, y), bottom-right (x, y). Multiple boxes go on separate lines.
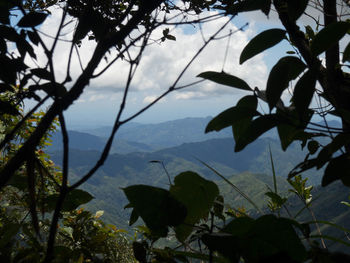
top-left (170, 171), bottom-right (219, 242)
top-left (287, 0), bottom-right (308, 21)
top-left (235, 114), bottom-right (279, 152)
top-left (322, 154), bottom-right (350, 186)
top-left (205, 97), bottom-right (259, 133)
top-left (240, 29), bottom-right (286, 64)
top-left (198, 71), bottom-right (252, 91)
top-left (266, 56), bottom-right (306, 110)
top-left (293, 70), bottom-right (317, 114)
top-left (123, 185), bottom-right (186, 237)
top-left (311, 21), bottom-right (350, 56)
top-left (17, 12), bottom-right (48, 27)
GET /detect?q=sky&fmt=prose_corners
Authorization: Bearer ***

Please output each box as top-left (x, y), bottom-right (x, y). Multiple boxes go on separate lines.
top-left (24, 3), bottom-right (329, 129)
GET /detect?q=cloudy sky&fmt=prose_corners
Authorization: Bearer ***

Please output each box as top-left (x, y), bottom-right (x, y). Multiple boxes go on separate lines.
top-left (27, 4), bottom-right (324, 129)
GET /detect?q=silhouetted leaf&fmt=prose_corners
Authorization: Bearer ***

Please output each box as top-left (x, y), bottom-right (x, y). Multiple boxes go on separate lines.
top-left (202, 233), bottom-right (240, 262)
top-left (343, 42), bottom-right (350, 63)
top-left (198, 71), bottom-right (252, 91)
top-left (0, 7), bottom-right (10, 24)
top-left (293, 70), bottom-right (317, 115)
top-left (322, 154), bottom-right (350, 186)
top-left (287, 0), bottom-right (308, 21)
top-left (129, 209), bottom-right (139, 226)
top-left (230, 96), bottom-right (258, 142)
top-left (123, 185), bottom-right (186, 237)
top-left (16, 36), bottom-right (36, 59)
top-left (62, 189), bottom-right (94, 211)
top-left (170, 171), bottom-right (219, 242)
top-left (17, 12), bottom-right (48, 27)
top-left (205, 97), bottom-right (259, 133)
top-left (235, 114), bottom-right (278, 152)
top-left (311, 21), bottom-right (350, 56)
top-left (0, 25), bottom-right (18, 41)
top-left (266, 56), bottom-right (306, 110)
top-left (307, 140), bottom-right (319, 155)
top-left (73, 7), bottom-right (93, 43)
top-left (27, 31), bottom-right (40, 46)
top-left (240, 29), bottom-right (286, 64)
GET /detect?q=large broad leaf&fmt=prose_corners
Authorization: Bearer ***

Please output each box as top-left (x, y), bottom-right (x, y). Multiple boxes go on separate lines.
top-left (322, 154), bottom-right (350, 186)
top-left (63, 189), bottom-right (94, 211)
top-left (123, 185), bottom-right (186, 237)
top-left (311, 21), bottom-right (350, 56)
top-left (240, 29), bottom-right (286, 64)
top-left (170, 171), bottom-right (219, 242)
top-left (266, 56), bottom-right (306, 110)
top-left (231, 96), bottom-right (258, 143)
top-left (17, 12), bottom-right (48, 27)
top-left (226, 0), bottom-right (272, 16)
top-left (204, 215), bottom-right (306, 263)
top-left (235, 114), bottom-right (279, 152)
top-left (287, 0), bottom-right (309, 21)
top-left (293, 70), bottom-right (317, 115)
top-left (247, 215), bottom-right (307, 262)
top-left (206, 96), bottom-right (259, 133)
top-left (276, 107), bottom-right (314, 150)
top-left (198, 71), bottom-right (252, 91)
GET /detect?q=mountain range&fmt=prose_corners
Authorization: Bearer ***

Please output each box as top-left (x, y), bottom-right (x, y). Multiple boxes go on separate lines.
top-left (47, 116), bottom-right (349, 250)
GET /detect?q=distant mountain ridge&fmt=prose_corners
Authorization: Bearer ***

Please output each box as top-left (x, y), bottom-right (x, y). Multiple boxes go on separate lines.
top-left (49, 130), bottom-right (156, 154)
top-left (81, 117), bottom-right (232, 148)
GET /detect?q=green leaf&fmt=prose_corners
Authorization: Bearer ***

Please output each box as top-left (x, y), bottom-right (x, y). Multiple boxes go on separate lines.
top-left (247, 215), bottom-right (307, 262)
top-left (62, 189), bottom-right (94, 211)
top-left (266, 56), bottom-right (306, 110)
top-left (287, 0), bottom-right (308, 21)
top-left (17, 12), bottom-right (48, 27)
top-left (240, 29), bottom-right (286, 64)
top-left (305, 25), bottom-right (315, 40)
top-left (322, 154), bottom-right (350, 187)
top-left (205, 97), bottom-right (259, 133)
top-left (293, 70), bottom-right (317, 115)
top-left (235, 114), bottom-right (278, 152)
top-left (170, 171), bottom-right (219, 242)
top-left (123, 185), bottom-right (186, 237)
top-left (311, 21), bottom-right (350, 56)
top-left (198, 71), bottom-right (252, 91)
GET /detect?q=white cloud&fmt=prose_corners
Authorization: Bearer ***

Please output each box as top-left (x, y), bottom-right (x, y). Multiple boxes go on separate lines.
top-left (27, 8), bottom-right (268, 109)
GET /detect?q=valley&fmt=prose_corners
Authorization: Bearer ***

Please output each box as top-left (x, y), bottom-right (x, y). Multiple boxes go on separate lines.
top-left (47, 117), bottom-right (350, 250)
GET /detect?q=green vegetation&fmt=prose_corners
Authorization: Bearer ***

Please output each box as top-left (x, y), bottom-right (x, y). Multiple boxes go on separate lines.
top-left (1, 0), bottom-right (350, 262)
